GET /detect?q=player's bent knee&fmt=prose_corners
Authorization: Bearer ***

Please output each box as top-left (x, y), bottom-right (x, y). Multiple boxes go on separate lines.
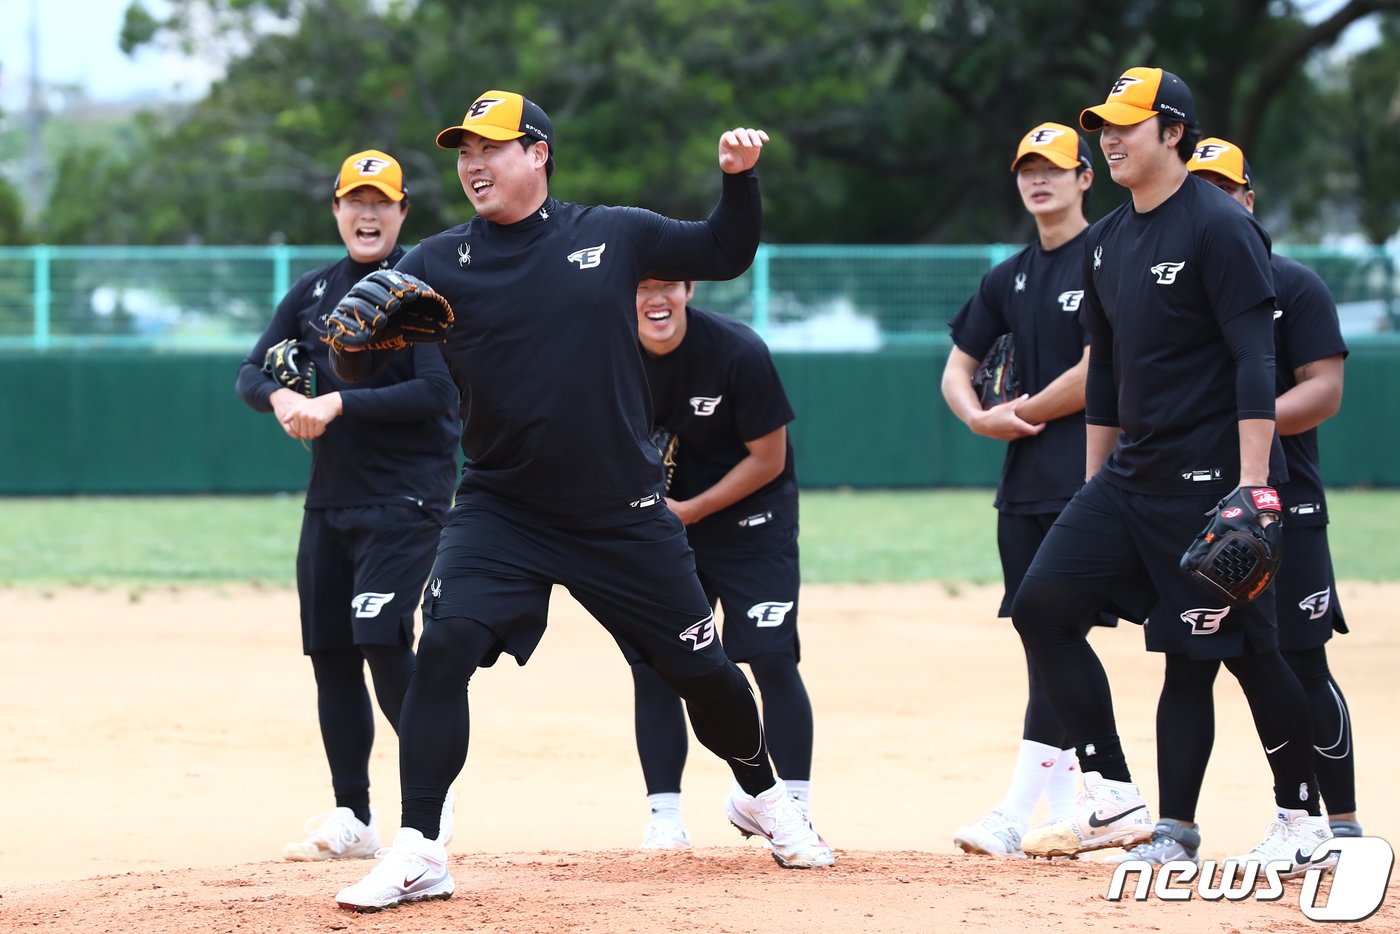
top-left (659, 659), bottom-right (751, 707)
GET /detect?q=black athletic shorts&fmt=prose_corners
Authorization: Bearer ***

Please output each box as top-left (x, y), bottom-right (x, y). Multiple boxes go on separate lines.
top-left (997, 510), bottom-right (1117, 628)
top-left (1275, 523), bottom-right (1347, 651)
top-left (1022, 475), bottom-right (1277, 660)
top-left (616, 518), bottom-right (801, 665)
top-left (420, 496), bottom-right (732, 679)
top-left (296, 503), bottom-right (444, 654)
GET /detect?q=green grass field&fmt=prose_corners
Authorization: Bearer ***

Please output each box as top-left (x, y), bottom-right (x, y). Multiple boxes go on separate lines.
top-left (0, 489), bottom-right (1395, 586)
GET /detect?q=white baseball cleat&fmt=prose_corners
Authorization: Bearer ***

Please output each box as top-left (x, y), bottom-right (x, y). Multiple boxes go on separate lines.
top-left (640, 818), bottom-right (693, 850)
top-left (1021, 771), bottom-right (1153, 858)
top-left (953, 807), bottom-right (1027, 858)
top-left (726, 780), bottom-right (835, 868)
top-left (335, 828), bottom-right (454, 912)
top-left (1227, 808), bottom-right (1339, 880)
top-left (283, 807), bottom-right (380, 861)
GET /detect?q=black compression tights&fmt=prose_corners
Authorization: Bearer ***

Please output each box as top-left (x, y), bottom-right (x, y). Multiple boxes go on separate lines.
top-left (1284, 646), bottom-right (1357, 814)
top-left (309, 644), bottom-right (415, 821)
top-left (631, 653), bottom-right (812, 795)
top-left (1012, 575), bottom-right (1128, 780)
top-left (1155, 651), bottom-right (1322, 818)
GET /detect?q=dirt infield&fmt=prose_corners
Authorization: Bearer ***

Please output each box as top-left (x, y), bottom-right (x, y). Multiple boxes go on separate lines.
top-left (3, 582), bottom-right (1398, 931)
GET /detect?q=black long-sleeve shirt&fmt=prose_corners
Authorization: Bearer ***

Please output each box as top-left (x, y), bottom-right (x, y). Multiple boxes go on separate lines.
top-left (236, 249), bottom-right (460, 511)
top-left (337, 170), bottom-right (762, 528)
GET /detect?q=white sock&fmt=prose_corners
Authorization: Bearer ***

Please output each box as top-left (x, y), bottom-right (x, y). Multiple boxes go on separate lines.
top-left (998, 740), bottom-right (1061, 826)
top-left (646, 792), bottom-right (683, 824)
top-left (1046, 748), bottom-right (1081, 821)
top-left (785, 780), bottom-right (811, 811)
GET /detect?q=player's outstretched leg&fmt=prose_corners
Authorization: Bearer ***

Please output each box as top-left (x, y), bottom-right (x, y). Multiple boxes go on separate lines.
top-left (664, 661), bottom-right (833, 868)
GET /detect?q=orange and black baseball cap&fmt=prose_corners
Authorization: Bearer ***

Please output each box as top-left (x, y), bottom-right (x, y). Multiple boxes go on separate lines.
top-left (1080, 67), bottom-right (1196, 131)
top-left (1011, 122), bottom-right (1093, 172)
top-left (1187, 137), bottom-right (1252, 189)
top-left (436, 90), bottom-right (553, 151)
top-left (333, 149), bottom-right (406, 202)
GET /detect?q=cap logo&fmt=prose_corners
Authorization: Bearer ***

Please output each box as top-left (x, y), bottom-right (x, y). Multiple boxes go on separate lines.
top-left (352, 157), bottom-right (390, 176)
top-left (1110, 75), bottom-right (1143, 96)
top-left (468, 98), bottom-right (505, 119)
top-left (1158, 103), bottom-right (1187, 119)
top-left (1193, 143), bottom-right (1229, 163)
top-left (1027, 128), bottom-right (1065, 146)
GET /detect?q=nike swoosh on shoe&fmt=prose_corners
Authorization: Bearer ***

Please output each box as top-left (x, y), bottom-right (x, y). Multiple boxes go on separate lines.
top-left (1088, 805), bottom-right (1147, 828)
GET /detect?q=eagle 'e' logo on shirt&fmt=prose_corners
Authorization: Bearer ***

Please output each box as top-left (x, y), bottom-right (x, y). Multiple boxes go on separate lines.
top-left (1014, 273), bottom-right (1027, 293)
top-left (458, 243), bottom-right (471, 266)
top-left (1058, 290), bottom-right (1084, 312)
top-left (1181, 606), bottom-right (1230, 634)
top-left (1093, 245), bottom-right (1103, 270)
top-left (313, 278), bottom-right (328, 299)
top-left (689, 395), bottom-right (722, 415)
top-left (1151, 261), bottom-right (1186, 284)
top-left (567, 243), bottom-right (607, 269)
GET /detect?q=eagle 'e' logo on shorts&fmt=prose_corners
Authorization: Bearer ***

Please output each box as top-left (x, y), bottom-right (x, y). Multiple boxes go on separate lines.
top-left (689, 395), bottom-right (722, 416)
top-left (747, 601), bottom-right (794, 628)
top-left (1299, 588), bottom-right (1331, 620)
top-left (352, 592), bottom-right (396, 618)
top-left (1181, 606), bottom-right (1230, 634)
top-left (679, 614), bottom-right (716, 650)
top-left (1151, 261), bottom-right (1186, 284)
top-left (1059, 289), bottom-right (1084, 312)
top-left (567, 243), bottom-right (607, 269)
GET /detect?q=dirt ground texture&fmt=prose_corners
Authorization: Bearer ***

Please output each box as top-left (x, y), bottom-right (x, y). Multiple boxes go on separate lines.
top-left (3, 581), bottom-right (1398, 932)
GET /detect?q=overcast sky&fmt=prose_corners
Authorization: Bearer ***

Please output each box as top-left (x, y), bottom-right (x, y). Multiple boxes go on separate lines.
top-left (0, 0), bottom-right (1384, 113)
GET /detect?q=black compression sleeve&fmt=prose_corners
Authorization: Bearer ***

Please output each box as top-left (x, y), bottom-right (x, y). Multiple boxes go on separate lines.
top-left (1220, 299), bottom-right (1277, 421)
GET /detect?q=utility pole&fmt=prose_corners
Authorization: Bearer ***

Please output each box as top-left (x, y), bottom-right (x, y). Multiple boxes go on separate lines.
top-left (24, 0), bottom-right (47, 228)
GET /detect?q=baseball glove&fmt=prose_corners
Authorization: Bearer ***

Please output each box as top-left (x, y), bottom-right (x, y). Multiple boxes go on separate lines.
top-left (651, 428), bottom-right (680, 494)
top-left (1179, 486), bottom-right (1283, 604)
top-left (262, 338), bottom-right (315, 398)
top-left (972, 333), bottom-right (1020, 409)
top-left (322, 270), bottom-right (454, 352)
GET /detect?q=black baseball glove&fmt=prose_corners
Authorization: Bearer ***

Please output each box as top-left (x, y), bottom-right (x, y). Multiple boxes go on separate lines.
top-left (1180, 486), bottom-right (1283, 604)
top-left (322, 270), bottom-right (454, 352)
top-left (262, 338), bottom-right (315, 397)
top-left (972, 333), bottom-right (1020, 409)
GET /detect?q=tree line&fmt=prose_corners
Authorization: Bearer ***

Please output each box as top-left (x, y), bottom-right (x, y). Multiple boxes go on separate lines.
top-left (4, 0), bottom-right (1399, 248)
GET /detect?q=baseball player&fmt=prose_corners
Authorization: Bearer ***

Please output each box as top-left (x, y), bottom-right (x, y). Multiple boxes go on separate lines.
top-left (1107, 137), bottom-right (1358, 866)
top-left (626, 277), bottom-right (818, 850)
top-left (942, 122), bottom-right (1103, 858)
top-left (234, 150), bottom-right (460, 861)
top-left (328, 91), bottom-right (832, 913)
top-left (1009, 68), bottom-right (1334, 876)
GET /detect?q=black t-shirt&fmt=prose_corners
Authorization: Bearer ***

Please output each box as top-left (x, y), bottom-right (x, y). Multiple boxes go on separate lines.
top-left (1081, 173), bottom-right (1286, 495)
top-left (235, 248), bottom-right (460, 512)
top-left (642, 306), bottom-right (797, 532)
top-left (1273, 253), bottom-right (1349, 527)
top-left (393, 171), bottom-right (762, 528)
top-left (948, 231), bottom-right (1091, 513)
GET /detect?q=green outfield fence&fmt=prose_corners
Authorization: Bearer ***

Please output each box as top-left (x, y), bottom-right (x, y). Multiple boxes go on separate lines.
top-left (1, 244), bottom-right (1397, 493)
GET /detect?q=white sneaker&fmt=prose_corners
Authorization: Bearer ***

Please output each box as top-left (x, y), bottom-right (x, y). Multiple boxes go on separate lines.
top-left (283, 807), bottom-right (380, 861)
top-left (1021, 771), bottom-right (1154, 858)
top-left (726, 780), bottom-right (835, 868)
top-left (1229, 809), bottom-right (1339, 880)
top-left (438, 790), bottom-right (456, 847)
top-left (335, 828), bottom-right (454, 912)
top-left (953, 808), bottom-right (1026, 858)
top-left (640, 818), bottom-right (692, 850)
top-left (1103, 821), bottom-right (1200, 865)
